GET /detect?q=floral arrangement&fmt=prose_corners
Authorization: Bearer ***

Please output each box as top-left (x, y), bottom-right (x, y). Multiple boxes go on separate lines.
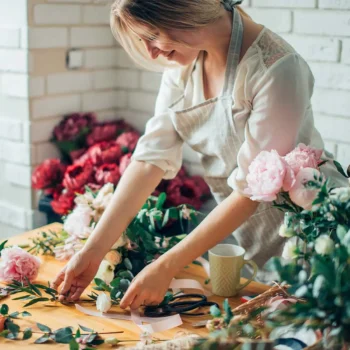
top-left (31, 113), bottom-right (211, 217)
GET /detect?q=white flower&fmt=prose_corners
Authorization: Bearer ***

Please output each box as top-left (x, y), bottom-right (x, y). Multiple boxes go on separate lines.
top-left (96, 292), bottom-right (112, 313)
top-left (330, 187), bottom-right (350, 203)
top-left (315, 235), bottom-right (335, 255)
top-left (104, 250), bottom-right (122, 266)
top-left (181, 205), bottom-right (191, 220)
top-left (63, 205), bottom-right (94, 239)
top-left (54, 236), bottom-right (84, 261)
top-left (95, 260), bottom-right (114, 285)
top-left (282, 238), bottom-right (299, 260)
top-left (138, 331), bottom-right (152, 346)
top-left (278, 224), bottom-right (295, 238)
top-left (111, 234), bottom-right (127, 249)
top-left (75, 191), bottom-right (94, 206)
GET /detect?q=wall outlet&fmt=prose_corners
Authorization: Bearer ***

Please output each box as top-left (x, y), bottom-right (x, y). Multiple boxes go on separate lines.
top-left (66, 49), bottom-right (83, 69)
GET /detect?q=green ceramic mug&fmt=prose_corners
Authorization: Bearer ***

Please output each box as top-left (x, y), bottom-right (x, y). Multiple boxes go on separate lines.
top-left (209, 244), bottom-right (258, 297)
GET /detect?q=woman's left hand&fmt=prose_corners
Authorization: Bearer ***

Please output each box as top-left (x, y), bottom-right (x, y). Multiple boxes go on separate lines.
top-left (120, 260), bottom-right (175, 310)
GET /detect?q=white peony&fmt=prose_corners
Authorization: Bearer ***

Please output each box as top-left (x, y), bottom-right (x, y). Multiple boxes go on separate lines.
top-left (95, 260), bottom-right (114, 285)
top-left (74, 191), bottom-right (94, 206)
top-left (96, 292), bottom-right (112, 313)
top-left (111, 234), bottom-right (127, 249)
top-left (63, 205), bottom-right (94, 239)
top-left (315, 235), bottom-right (335, 255)
top-left (330, 187), bottom-right (350, 203)
top-left (278, 224), bottom-right (295, 238)
top-left (93, 183), bottom-right (114, 208)
top-left (282, 238), bottom-right (299, 260)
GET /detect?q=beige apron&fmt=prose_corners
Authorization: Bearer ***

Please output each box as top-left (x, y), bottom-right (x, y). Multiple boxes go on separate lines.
top-left (168, 5), bottom-right (285, 282)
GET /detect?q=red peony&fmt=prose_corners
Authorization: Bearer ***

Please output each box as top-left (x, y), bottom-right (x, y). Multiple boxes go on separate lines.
top-left (63, 161), bottom-right (94, 191)
top-left (116, 131), bottom-right (140, 153)
top-left (95, 163), bottom-right (121, 186)
top-left (119, 153), bottom-right (133, 175)
top-left (52, 113), bottom-right (95, 142)
top-left (177, 166), bottom-right (188, 178)
top-left (32, 159), bottom-right (66, 191)
top-left (166, 177), bottom-right (203, 210)
top-left (69, 148), bottom-right (87, 162)
top-left (51, 190), bottom-right (76, 215)
top-left (190, 175), bottom-right (211, 198)
top-left (76, 141), bottom-right (123, 166)
top-left (86, 122), bottom-right (119, 146)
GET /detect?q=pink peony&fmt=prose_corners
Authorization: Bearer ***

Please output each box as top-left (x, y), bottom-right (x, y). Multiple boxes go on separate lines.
top-left (289, 167), bottom-right (322, 210)
top-left (245, 150), bottom-right (296, 202)
top-left (0, 246), bottom-right (41, 283)
top-left (119, 153), bottom-right (132, 175)
top-left (284, 143), bottom-right (323, 175)
top-left (116, 131), bottom-right (140, 153)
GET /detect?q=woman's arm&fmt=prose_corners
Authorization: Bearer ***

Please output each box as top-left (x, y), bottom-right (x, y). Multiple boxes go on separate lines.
top-left (120, 191), bottom-right (259, 309)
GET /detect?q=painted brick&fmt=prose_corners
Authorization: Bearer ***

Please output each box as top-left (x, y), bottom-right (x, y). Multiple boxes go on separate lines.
top-left (0, 0), bottom-right (27, 28)
top-left (70, 27), bottom-right (115, 47)
top-left (0, 49), bottom-right (28, 73)
top-left (0, 223), bottom-right (22, 239)
top-left (312, 89), bottom-right (350, 118)
top-left (32, 95), bottom-right (81, 119)
top-left (245, 9), bottom-right (292, 33)
top-left (310, 63), bottom-right (350, 90)
top-left (23, 28), bottom-right (68, 49)
top-left (294, 11), bottom-right (350, 36)
top-left (0, 119), bottom-right (23, 141)
top-left (319, 0), bottom-right (350, 9)
top-left (252, 0), bottom-right (316, 8)
top-left (30, 77), bottom-right (45, 97)
top-left (82, 91), bottom-right (127, 111)
top-left (128, 91), bottom-right (158, 113)
top-left (30, 117), bottom-right (62, 143)
top-left (93, 69), bottom-right (139, 89)
top-left (0, 200), bottom-right (27, 229)
top-left (314, 114), bottom-right (350, 143)
top-left (0, 140), bottom-right (32, 165)
top-left (112, 109), bottom-right (150, 132)
top-left (1, 74), bottom-right (28, 98)
top-left (33, 142), bottom-right (61, 165)
top-left (0, 181), bottom-right (32, 211)
top-left (85, 49), bottom-right (119, 68)
top-left (337, 143), bottom-right (350, 170)
top-left (0, 29), bottom-right (20, 48)
top-left (83, 5), bottom-right (110, 24)
top-left (34, 4), bottom-right (81, 25)
top-left (116, 49), bottom-right (138, 68)
top-left (342, 39), bottom-right (350, 64)
top-left (281, 35), bottom-right (340, 62)
top-left (140, 72), bottom-right (162, 92)
top-left (47, 72), bottom-right (92, 94)
top-left (0, 96), bottom-right (29, 120)
top-left (27, 210), bottom-right (48, 230)
top-left (4, 163), bottom-right (31, 188)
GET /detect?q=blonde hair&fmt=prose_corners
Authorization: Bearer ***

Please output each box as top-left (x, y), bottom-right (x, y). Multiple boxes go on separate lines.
top-left (110, 0), bottom-right (250, 71)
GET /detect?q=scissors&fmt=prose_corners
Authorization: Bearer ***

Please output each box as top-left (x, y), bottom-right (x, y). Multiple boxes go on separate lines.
top-left (144, 293), bottom-right (219, 317)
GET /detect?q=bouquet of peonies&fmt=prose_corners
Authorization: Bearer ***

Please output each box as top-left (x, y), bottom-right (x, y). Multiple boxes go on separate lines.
top-left (31, 113), bottom-right (211, 217)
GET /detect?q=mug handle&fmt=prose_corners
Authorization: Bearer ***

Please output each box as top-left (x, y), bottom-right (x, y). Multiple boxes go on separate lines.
top-left (236, 259), bottom-right (258, 292)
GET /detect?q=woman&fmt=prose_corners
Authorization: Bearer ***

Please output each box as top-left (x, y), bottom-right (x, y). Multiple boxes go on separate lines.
top-left (52, 0), bottom-right (347, 309)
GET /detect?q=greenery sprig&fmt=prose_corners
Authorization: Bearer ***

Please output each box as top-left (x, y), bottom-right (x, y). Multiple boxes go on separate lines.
top-left (27, 230), bottom-right (67, 256)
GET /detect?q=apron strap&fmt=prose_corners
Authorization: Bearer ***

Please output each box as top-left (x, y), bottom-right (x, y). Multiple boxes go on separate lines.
top-left (221, 0), bottom-right (243, 11)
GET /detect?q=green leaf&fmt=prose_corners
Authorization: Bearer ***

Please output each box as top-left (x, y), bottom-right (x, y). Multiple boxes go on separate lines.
top-left (110, 277), bottom-right (121, 288)
top-left (37, 322), bottom-right (52, 333)
top-left (69, 339), bottom-right (80, 350)
top-left (24, 297), bottom-right (49, 307)
top-left (110, 287), bottom-right (121, 300)
top-left (162, 209), bottom-right (170, 228)
top-left (210, 304), bottom-right (221, 317)
top-left (120, 279), bottom-right (130, 292)
top-left (204, 279), bottom-right (210, 285)
top-left (0, 304), bottom-right (9, 315)
top-left (75, 328), bottom-right (81, 339)
top-left (192, 260), bottom-right (202, 266)
top-left (12, 295), bottom-right (32, 301)
top-left (0, 330), bottom-right (10, 338)
top-left (9, 311), bottom-right (19, 318)
top-left (22, 311), bottom-right (32, 317)
top-left (54, 327), bottom-right (74, 344)
top-left (124, 258), bottom-right (132, 271)
top-left (79, 324), bottom-right (94, 332)
top-left (22, 328), bottom-right (32, 340)
top-left (0, 240), bottom-right (8, 256)
top-left (334, 160), bottom-right (349, 178)
top-left (119, 270), bottom-right (134, 281)
top-left (223, 299), bottom-right (233, 323)
top-left (35, 335), bottom-right (50, 344)
top-left (7, 321), bottom-right (20, 335)
top-left (156, 192), bottom-right (167, 210)
top-left (264, 257), bottom-right (283, 273)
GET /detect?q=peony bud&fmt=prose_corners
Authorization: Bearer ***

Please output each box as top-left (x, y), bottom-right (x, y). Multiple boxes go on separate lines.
top-left (96, 292), bottom-right (112, 313)
top-left (95, 260), bottom-right (114, 285)
top-left (315, 235), bottom-right (335, 255)
top-left (104, 337), bottom-right (120, 345)
top-left (104, 250), bottom-right (122, 266)
top-left (278, 224), bottom-right (295, 238)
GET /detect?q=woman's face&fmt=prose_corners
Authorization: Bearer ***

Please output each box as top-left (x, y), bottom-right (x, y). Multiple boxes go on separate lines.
top-left (133, 23), bottom-right (202, 66)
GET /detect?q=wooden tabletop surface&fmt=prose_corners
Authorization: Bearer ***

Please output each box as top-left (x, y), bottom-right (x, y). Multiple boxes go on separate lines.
top-left (0, 223), bottom-right (269, 349)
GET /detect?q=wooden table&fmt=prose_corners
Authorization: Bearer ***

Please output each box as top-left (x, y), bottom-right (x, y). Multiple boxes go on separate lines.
top-left (1, 224), bottom-right (269, 349)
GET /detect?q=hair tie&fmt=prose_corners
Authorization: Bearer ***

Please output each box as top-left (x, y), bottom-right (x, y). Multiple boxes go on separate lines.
top-left (221, 0), bottom-right (243, 11)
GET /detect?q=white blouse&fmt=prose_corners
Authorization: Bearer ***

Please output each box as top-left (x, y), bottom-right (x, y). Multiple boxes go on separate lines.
top-left (131, 28), bottom-right (346, 195)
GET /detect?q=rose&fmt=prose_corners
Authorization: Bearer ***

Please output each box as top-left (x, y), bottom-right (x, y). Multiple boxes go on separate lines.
top-left (51, 190), bottom-right (76, 215)
top-left (96, 292), bottom-right (112, 313)
top-left (281, 238), bottom-right (299, 260)
top-left (52, 113), bottom-right (95, 142)
top-left (86, 122), bottom-right (119, 146)
top-left (76, 141), bottom-right (122, 166)
top-left (119, 153), bottom-right (132, 175)
top-left (278, 224), bottom-right (295, 238)
top-left (95, 260), bottom-right (114, 285)
top-left (289, 168), bottom-right (322, 210)
top-left (330, 187), bottom-right (350, 203)
top-left (63, 162), bottom-right (94, 191)
top-left (284, 143), bottom-right (323, 175)
top-left (104, 251), bottom-right (122, 266)
top-left (32, 159), bottom-right (66, 192)
top-left (315, 235), bottom-right (335, 255)
top-left (0, 246), bottom-right (41, 283)
top-left (116, 131), bottom-right (140, 153)
top-left (245, 150), bottom-right (296, 202)
top-left (95, 164), bottom-right (121, 186)
top-left (63, 205), bottom-right (94, 239)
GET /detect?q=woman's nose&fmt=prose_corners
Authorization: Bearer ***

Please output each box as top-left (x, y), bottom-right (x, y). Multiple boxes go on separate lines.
top-left (144, 41), bottom-right (160, 60)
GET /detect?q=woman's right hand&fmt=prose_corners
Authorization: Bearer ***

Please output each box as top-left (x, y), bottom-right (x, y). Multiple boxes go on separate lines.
top-left (52, 249), bottom-right (103, 302)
